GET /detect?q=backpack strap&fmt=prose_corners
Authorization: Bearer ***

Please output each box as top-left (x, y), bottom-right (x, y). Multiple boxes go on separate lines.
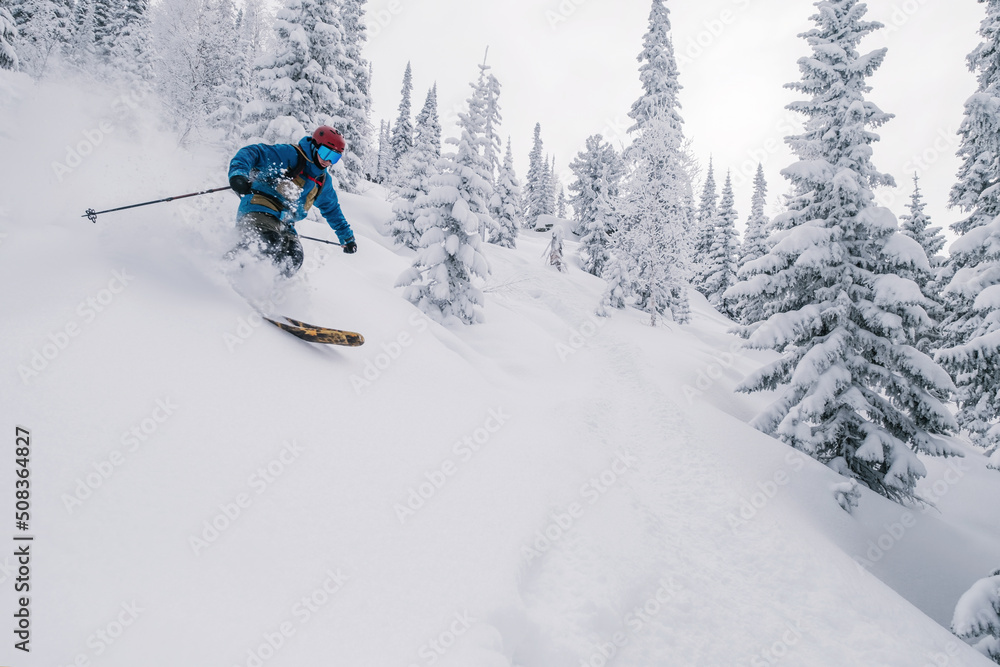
top-left (289, 144), bottom-right (328, 212)
top-left (289, 144), bottom-right (327, 189)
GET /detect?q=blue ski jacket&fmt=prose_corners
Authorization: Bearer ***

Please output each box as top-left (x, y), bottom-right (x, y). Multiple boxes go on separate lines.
top-left (228, 136), bottom-right (354, 244)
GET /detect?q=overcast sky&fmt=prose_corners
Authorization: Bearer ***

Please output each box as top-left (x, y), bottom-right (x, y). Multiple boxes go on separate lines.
top-left (362, 0), bottom-right (984, 239)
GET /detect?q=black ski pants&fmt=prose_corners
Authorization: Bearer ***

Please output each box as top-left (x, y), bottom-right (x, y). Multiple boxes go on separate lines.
top-left (235, 211), bottom-right (304, 278)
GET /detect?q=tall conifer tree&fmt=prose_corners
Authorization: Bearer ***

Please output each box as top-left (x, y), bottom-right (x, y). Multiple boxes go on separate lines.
top-left (728, 0), bottom-right (958, 502)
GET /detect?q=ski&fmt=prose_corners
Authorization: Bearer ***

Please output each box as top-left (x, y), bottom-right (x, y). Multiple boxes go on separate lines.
top-left (263, 315), bottom-right (365, 347)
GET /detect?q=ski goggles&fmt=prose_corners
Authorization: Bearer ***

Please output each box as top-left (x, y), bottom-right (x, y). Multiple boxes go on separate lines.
top-left (317, 145), bottom-right (342, 165)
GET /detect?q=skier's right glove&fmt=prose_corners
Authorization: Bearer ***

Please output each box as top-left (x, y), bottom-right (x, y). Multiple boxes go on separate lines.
top-left (343, 238), bottom-right (358, 254)
top-left (230, 174), bottom-right (252, 195)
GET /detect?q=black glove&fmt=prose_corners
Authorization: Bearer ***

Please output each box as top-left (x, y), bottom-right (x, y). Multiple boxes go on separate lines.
top-left (230, 174), bottom-right (252, 195)
top-left (343, 238), bottom-right (358, 254)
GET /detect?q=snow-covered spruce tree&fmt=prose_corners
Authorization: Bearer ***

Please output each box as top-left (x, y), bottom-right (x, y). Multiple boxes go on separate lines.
top-left (0, 4), bottom-right (18, 70)
top-left (739, 164), bottom-right (771, 271)
top-left (228, 0), bottom-right (269, 147)
top-left (692, 158), bottom-right (719, 295)
top-left (67, 0), bottom-right (96, 71)
top-left (243, 0), bottom-right (343, 143)
top-left (599, 250), bottom-right (634, 315)
top-left (391, 85), bottom-right (441, 250)
top-left (490, 138), bottom-right (522, 248)
top-left (897, 174), bottom-right (947, 353)
top-left (628, 0), bottom-right (683, 134)
top-left (11, 0), bottom-right (72, 77)
top-left (92, 0), bottom-right (119, 64)
top-left (470, 59), bottom-right (502, 184)
top-left (703, 171), bottom-right (740, 313)
top-left (556, 184), bottom-right (567, 219)
top-left (569, 134), bottom-right (623, 233)
top-left (901, 174), bottom-right (946, 272)
top-left (333, 0), bottom-right (372, 190)
top-left (951, 568), bottom-right (1000, 664)
top-left (376, 119), bottom-right (392, 184)
top-left (523, 122), bottom-right (547, 227)
top-left (727, 0), bottom-right (959, 503)
top-left (607, 114), bottom-right (692, 326)
top-left (540, 156), bottom-right (558, 223)
top-left (569, 134), bottom-right (624, 276)
top-left (602, 0), bottom-right (691, 326)
top-left (389, 61), bottom-right (414, 170)
top-left (733, 164), bottom-right (772, 325)
top-left (936, 226), bottom-right (1000, 450)
top-left (305, 0), bottom-right (346, 123)
top-left (949, 0), bottom-right (1000, 240)
top-left (936, 0), bottom-right (1000, 451)
top-left (153, 0), bottom-right (239, 144)
top-left (395, 72), bottom-right (495, 325)
top-left (109, 0), bottom-right (154, 84)
top-left (580, 174), bottom-right (618, 277)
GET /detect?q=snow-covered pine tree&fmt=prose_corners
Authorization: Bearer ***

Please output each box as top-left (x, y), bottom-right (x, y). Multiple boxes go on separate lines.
top-left (950, 0), bottom-right (1000, 239)
top-left (728, 0), bottom-right (959, 503)
top-left (610, 114), bottom-right (692, 326)
top-left (306, 0), bottom-right (346, 124)
top-left (389, 61), bottom-right (414, 170)
top-left (391, 85), bottom-right (441, 250)
top-left (108, 0), bottom-right (154, 84)
top-left (470, 57), bottom-right (502, 184)
top-left (556, 184), bottom-right (567, 219)
top-left (628, 0), bottom-right (682, 135)
top-left (951, 568), bottom-right (1000, 664)
top-left (396, 69), bottom-right (495, 325)
top-left (376, 119), bottom-right (392, 184)
top-left (569, 134), bottom-right (623, 275)
top-left (153, 0), bottom-right (239, 144)
top-left (92, 0), bottom-right (120, 63)
top-left (897, 174), bottom-right (947, 353)
top-left (599, 251), bottom-right (633, 314)
top-left (66, 0), bottom-right (96, 71)
top-left (490, 138), bottom-right (522, 248)
top-left (242, 0), bottom-right (309, 141)
top-left (229, 0), bottom-right (268, 147)
top-left (733, 163), bottom-right (772, 325)
top-left (569, 134), bottom-right (622, 234)
top-left (901, 174), bottom-right (946, 270)
top-left (413, 84), bottom-right (441, 158)
top-left (602, 0), bottom-right (691, 326)
top-left (243, 0), bottom-right (343, 143)
top-left (580, 174), bottom-right (618, 277)
top-left (546, 157), bottom-right (558, 218)
top-left (524, 122), bottom-right (547, 228)
top-left (702, 170), bottom-right (740, 312)
top-left (0, 4), bottom-right (18, 70)
top-left (10, 0), bottom-right (72, 77)
top-left (935, 1), bottom-right (1000, 452)
top-left (739, 164), bottom-right (771, 270)
top-left (691, 158), bottom-right (718, 295)
top-left (333, 0), bottom-right (373, 190)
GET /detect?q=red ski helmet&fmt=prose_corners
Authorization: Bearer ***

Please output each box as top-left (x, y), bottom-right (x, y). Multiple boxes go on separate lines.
top-left (313, 126), bottom-right (346, 153)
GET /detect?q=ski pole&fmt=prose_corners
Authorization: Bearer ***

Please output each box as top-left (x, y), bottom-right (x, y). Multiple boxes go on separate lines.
top-left (299, 234), bottom-right (345, 247)
top-left (83, 186), bottom-right (234, 223)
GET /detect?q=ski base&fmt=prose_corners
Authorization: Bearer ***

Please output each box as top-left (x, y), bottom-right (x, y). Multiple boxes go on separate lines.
top-left (263, 315), bottom-right (365, 347)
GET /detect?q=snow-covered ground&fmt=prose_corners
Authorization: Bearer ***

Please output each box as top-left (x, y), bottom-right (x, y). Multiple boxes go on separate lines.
top-left (2, 73), bottom-right (999, 667)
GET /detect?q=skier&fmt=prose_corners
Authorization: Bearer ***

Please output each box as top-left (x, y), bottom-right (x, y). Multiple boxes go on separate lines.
top-left (228, 126), bottom-right (358, 277)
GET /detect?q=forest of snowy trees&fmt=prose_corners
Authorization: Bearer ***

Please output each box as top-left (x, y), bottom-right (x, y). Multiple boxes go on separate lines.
top-left (5, 0), bottom-right (1000, 657)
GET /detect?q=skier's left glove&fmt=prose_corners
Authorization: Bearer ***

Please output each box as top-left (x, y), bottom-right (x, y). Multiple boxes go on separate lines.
top-left (343, 238), bottom-right (358, 254)
top-left (230, 174), bottom-right (252, 195)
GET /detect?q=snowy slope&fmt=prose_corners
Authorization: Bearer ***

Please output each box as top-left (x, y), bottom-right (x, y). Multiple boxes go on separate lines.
top-left (3, 73), bottom-right (1000, 667)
